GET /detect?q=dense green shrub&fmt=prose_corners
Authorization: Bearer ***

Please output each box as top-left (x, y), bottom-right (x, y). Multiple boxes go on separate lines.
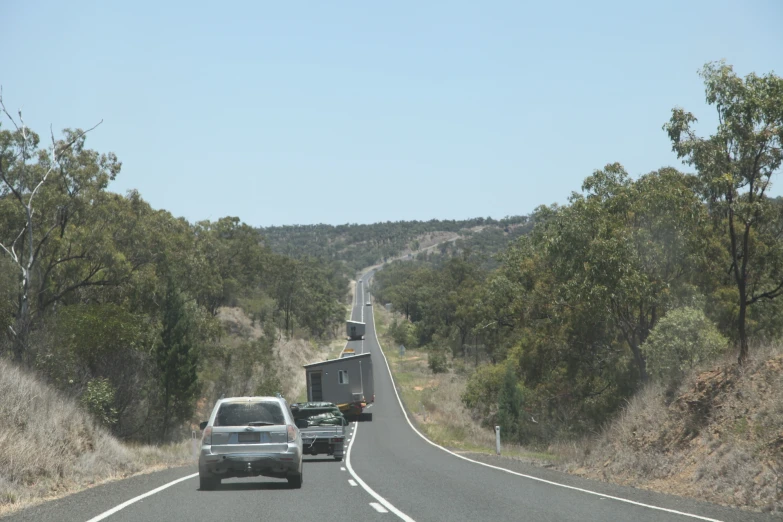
top-left (428, 349), bottom-right (449, 374)
top-left (80, 378), bottom-right (118, 427)
top-left (641, 307), bottom-right (729, 383)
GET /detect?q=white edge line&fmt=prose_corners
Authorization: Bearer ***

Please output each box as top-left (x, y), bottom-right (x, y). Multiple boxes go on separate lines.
top-left (370, 502), bottom-right (390, 513)
top-left (368, 277), bottom-right (725, 522)
top-left (345, 278), bottom-right (416, 522)
top-left (84, 473), bottom-right (198, 522)
top-left (346, 421), bottom-right (415, 522)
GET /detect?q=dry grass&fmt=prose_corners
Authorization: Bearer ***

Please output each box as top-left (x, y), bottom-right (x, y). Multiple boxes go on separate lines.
top-left (276, 338), bottom-right (324, 402)
top-left (210, 306), bottom-right (345, 405)
top-left (374, 305), bottom-right (556, 461)
top-left (216, 306), bottom-right (264, 339)
top-left (559, 343), bottom-right (783, 514)
top-left (375, 299), bottom-right (783, 513)
top-left (0, 359), bottom-right (193, 516)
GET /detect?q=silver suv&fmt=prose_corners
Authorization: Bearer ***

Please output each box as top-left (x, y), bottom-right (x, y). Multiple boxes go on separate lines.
top-left (198, 395), bottom-right (306, 490)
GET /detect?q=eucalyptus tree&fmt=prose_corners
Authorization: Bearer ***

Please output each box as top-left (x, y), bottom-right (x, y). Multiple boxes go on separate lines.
top-left (0, 95), bottom-right (114, 362)
top-left (665, 61), bottom-right (783, 363)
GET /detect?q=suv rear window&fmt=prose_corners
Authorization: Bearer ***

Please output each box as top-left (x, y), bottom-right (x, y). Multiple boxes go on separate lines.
top-left (215, 401), bottom-right (285, 426)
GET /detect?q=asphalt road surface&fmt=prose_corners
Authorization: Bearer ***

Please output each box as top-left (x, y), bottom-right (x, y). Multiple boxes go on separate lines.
top-left (4, 270), bottom-right (778, 522)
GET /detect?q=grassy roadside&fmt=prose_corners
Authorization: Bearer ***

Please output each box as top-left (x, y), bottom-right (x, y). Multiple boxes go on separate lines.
top-left (373, 300), bottom-right (783, 514)
top-left (0, 359), bottom-right (195, 517)
top-left (372, 303), bottom-right (558, 463)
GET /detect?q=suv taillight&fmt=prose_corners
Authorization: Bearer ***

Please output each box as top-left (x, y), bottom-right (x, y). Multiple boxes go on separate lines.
top-left (202, 426), bottom-right (212, 445)
top-left (287, 425), bottom-right (297, 443)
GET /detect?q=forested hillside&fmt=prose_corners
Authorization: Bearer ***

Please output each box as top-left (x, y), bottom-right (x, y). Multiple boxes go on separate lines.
top-left (0, 109), bottom-right (348, 444)
top-left (258, 215), bottom-right (530, 272)
top-left (373, 61), bottom-right (783, 453)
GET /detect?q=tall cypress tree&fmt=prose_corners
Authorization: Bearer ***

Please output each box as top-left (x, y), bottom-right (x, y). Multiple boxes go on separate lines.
top-left (157, 279), bottom-right (199, 441)
top-left (497, 365), bottom-right (522, 443)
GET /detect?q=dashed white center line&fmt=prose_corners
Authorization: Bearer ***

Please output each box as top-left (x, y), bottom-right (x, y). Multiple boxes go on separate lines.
top-left (348, 479), bottom-right (358, 487)
top-left (341, 467), bottom-right (346, 471)
top-left (370, 502), bottom-right (389, 513)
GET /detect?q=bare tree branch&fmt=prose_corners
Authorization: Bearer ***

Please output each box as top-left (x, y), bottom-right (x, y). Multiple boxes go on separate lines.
top-left (748, 280), bottom-right (783, 305)
top-left (0, 86), bottom-right (21, 132)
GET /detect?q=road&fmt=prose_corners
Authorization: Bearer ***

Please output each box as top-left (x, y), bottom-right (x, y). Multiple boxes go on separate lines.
top-left (4, 270), bottom-right (777, 522)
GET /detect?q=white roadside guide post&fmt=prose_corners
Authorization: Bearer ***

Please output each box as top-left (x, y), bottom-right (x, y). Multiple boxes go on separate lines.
top-left (192, 430), bottom-right (199, 461)
top-left (495, 425), bottom-right (501, 456)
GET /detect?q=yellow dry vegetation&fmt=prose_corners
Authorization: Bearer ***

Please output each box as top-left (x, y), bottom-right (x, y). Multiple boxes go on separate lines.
top-left (0, 359), bottom-right (193, 516)
top-left (558, 345), bottom-right (783, 514)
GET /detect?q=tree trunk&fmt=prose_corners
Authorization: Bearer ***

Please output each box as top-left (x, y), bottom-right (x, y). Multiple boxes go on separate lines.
top-left (161, 387), bottom-right (170, 442)
top-left (630, 339), bottom-right (648, 384)
top-left (737, 293), bottom-right (749, 364)
top-left (620, 323), bottom-right (648, 384)
top-left (12, 272), bottom-right (31, 363)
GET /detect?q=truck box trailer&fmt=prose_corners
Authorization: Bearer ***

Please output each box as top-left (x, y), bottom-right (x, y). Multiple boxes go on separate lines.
top-left (303, 353), bottom-right (374, 420)
top-left (346, 320), bottom-right (365, 340)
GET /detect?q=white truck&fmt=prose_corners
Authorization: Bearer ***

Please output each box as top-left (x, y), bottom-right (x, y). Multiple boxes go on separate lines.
top-left (290, 402), bottom-right (347, 461)
top-left (346, 320), bottom-right (365, 340)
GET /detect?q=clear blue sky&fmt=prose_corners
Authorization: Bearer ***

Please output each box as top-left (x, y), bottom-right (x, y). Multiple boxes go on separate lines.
top-left (2, 1), bottom-right (781, 227)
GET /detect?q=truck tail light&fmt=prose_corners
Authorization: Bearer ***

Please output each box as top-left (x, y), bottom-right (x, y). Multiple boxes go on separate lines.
top-left (330, 437), bottom-right (344, 443)
top-left (202, 426), bottom-right (212, 445)
top-left (287, 425), bottom-right (297, 442)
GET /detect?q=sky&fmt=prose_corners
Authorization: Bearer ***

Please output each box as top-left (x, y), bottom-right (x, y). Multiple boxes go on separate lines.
top-left (1, 1), bottom-right (782, 227)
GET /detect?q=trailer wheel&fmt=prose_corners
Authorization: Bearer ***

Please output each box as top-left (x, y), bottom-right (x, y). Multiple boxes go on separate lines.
top-left (334, 456), bottom-right (343, 462)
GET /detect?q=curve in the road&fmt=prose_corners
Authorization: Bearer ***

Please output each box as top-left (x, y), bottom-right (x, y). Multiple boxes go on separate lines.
top-left (345, 422), bottom-right (415, 522)
top-left (12, 270), bottom-right (767, 522)
top-left (365, 279), bottom-right (723, 522)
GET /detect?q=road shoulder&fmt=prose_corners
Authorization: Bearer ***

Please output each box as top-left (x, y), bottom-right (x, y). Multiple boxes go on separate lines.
top-left (1, 465), bottom-right (197, 522)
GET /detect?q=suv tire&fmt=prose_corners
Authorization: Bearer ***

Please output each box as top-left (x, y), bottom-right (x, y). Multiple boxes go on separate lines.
top-left (199, 474), bottom-right (220, 491)
top-left (287, 471), bottom-right (303, 489)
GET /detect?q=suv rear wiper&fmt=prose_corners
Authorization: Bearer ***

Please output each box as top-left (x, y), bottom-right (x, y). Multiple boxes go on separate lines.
top-left (247, 421), bottom-right (275, 426)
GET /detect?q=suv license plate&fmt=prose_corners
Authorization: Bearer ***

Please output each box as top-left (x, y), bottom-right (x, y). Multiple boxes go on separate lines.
top-left (238, 432), bottom-right (261, 443)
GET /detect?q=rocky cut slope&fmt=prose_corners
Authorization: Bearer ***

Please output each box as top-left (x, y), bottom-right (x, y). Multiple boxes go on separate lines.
top-left (563, 344), bottom-right (783, 514)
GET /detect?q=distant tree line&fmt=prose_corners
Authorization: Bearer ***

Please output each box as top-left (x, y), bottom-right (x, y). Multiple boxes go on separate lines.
top-left (374, 61), bottom-right (783, 445)
top-left (258, 215), bottom-right (529, 272)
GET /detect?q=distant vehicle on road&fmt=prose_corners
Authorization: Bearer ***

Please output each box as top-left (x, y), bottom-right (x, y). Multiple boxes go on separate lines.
top-left (198, 395), bottom-right (305, 490)
top-left (347, 320), bottom-right (365, 340)
top-left (340, 347), bottom-right (356, 358)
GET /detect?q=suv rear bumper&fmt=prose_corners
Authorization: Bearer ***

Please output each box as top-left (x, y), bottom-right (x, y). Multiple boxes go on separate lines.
top-left (199, 449), bottom-right (301, 478)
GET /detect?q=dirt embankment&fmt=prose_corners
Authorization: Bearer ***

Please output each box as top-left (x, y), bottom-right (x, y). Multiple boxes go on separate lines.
top-left (215, 306), bottom-right (345, 403)
top-left (0, 360), bottom-right (192, 517)
top-left (560, 347), bottom-right (783, 514)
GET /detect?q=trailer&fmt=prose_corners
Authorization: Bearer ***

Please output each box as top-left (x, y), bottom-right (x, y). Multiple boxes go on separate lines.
top-left (290, 402), bottom-right (347, 461)
top-left (303, 353), bottom-right (374, 420)
top-left (346, 320), bottom-right (365, 340)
